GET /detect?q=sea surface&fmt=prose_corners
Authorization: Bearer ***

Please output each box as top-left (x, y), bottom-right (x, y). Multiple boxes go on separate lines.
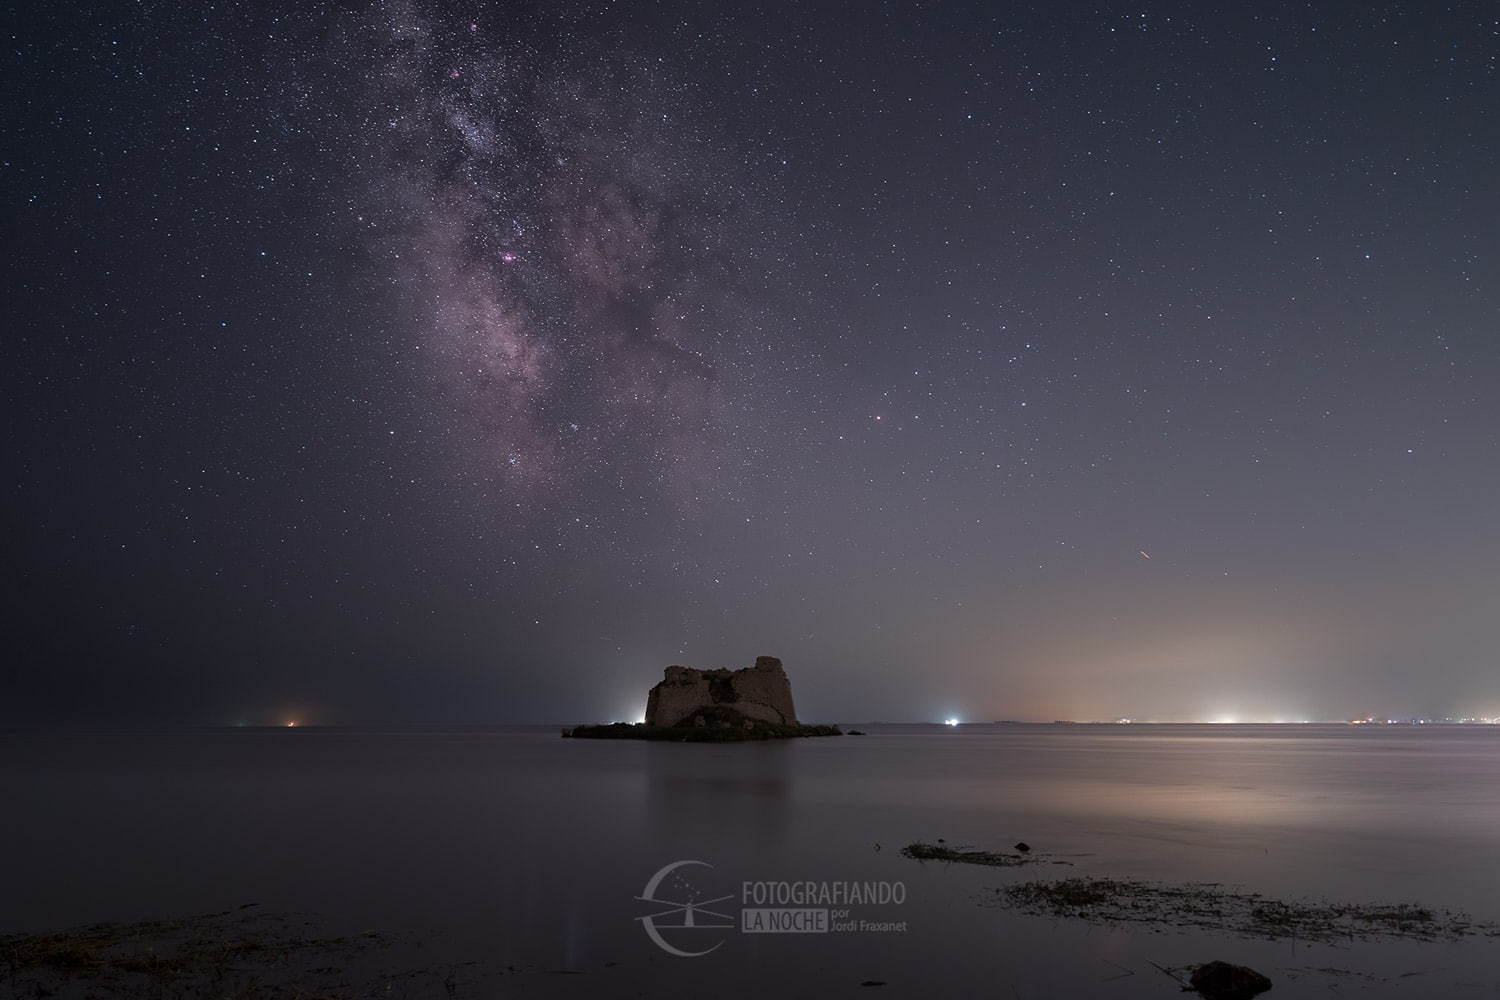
top-left (3, 724), bottom-right (1498, 998)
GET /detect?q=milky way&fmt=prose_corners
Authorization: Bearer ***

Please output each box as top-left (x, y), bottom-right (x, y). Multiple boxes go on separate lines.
top-left (319, 2), bottom-right (781, 543)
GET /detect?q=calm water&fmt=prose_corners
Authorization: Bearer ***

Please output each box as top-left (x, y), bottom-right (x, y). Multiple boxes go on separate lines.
top-left (2, 724), bottom-right (1498, 997)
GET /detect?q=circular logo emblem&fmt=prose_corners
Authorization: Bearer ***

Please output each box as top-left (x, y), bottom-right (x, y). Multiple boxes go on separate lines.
top-left (635, 860), bottom-right (736, 957)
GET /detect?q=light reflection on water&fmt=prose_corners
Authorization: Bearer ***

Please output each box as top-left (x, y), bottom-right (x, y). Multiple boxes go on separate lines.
top-left (1, 724), bottom-right (1497, 997)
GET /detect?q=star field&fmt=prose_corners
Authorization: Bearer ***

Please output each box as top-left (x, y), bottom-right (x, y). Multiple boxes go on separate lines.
top-left (4, 1), bottom-right (1498, 724)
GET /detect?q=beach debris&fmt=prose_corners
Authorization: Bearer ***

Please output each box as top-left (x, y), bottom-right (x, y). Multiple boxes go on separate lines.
top-left (1014, 841), bottom-right (1031, 853)
top-left (996, 876), bottom-right (1496, 944)
top-left (0, 908), bottom-right (473, 998)
top-left (1188, 960), bottom-right (1272, 999)
top-left (900, 841), bottom-right (1041, 867)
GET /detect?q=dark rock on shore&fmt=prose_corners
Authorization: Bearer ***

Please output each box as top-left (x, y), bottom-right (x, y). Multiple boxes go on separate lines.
top-left (1189, 961), bottom-right (1272, 999)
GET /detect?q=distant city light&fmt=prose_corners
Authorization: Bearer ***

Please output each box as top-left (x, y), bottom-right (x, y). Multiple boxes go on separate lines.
top-left (1348, 716), bottom-right (1500, 725)
top-left (944, 718), bottom-right (959, 726)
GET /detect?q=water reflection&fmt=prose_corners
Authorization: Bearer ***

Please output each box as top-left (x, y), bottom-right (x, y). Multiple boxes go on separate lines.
top-left (3, 726), bottom-right (1499, 998)
top-left (643, 741), bottom-right (793, 849)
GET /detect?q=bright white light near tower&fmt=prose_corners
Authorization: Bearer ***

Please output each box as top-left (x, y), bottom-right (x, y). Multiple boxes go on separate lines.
top-left (944, 718), bottom-right (959, 727)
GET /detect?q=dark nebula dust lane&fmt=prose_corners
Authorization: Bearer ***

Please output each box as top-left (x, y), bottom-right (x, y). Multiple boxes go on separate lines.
top-left (315, 5), bottom-right (799, 530)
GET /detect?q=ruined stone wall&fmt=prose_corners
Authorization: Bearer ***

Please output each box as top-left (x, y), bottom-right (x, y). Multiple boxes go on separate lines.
top-left (644, 656), bottom-right (798, 727)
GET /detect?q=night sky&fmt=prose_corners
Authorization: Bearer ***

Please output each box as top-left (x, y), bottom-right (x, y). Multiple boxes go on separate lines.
top-left (6, 1), bottom-right (1498, 726)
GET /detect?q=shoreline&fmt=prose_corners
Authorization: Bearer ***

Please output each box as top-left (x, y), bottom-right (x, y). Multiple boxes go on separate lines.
top-left (566, 721), bottom-right (842, 741)
top-left (9, 873), bottom-right (1496, 999)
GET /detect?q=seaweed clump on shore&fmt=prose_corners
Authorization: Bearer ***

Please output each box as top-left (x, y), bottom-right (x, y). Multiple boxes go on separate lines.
top-left (997, 876), bottom-right (1498, 944)
top-left (900, 841), bottom-right (1041, 867)
top-left (0, 906), bottom-right (474, 998)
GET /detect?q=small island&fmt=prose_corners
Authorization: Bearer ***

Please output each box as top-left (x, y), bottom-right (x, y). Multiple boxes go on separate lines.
top-left (568, 656), bottom-right (841, 741)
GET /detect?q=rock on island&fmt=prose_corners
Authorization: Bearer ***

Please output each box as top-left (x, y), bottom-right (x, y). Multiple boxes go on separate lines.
top-left (568, 656), bottom-right (839, 741)
top-left (646, 655), bottom-right (798, 727)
